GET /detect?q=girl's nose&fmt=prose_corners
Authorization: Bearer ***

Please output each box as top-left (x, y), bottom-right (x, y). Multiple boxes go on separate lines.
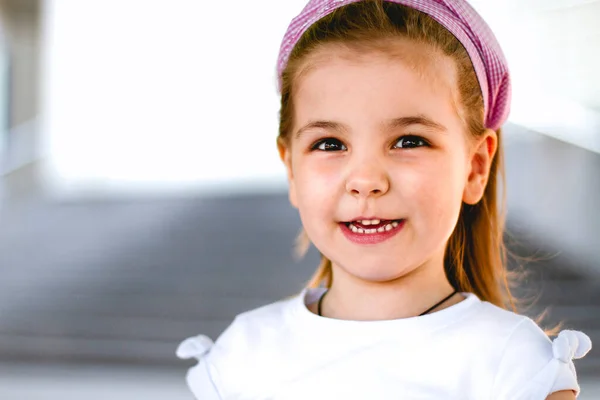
top-left (345, 162), bottom-right (390, 199)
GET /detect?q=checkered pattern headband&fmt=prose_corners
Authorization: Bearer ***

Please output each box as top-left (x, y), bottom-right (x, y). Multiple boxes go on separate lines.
top-left (276, 0), bottom-right (511, 131)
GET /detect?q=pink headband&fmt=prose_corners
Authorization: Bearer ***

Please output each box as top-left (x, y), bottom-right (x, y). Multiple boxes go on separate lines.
top-left (276, 0), bottom-right (511, 131)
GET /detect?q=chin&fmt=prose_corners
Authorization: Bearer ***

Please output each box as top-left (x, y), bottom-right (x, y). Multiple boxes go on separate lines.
top-left (337, 262), bottom-right (416, 283)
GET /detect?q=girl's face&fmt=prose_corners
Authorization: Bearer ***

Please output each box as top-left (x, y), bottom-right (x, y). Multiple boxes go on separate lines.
top-left (279, 41), bottom-right (496, 283)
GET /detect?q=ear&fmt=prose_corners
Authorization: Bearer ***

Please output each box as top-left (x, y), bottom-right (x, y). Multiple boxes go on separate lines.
top-left (277, 137), bottom-right (298, 208)
top-left (463, 129), bottom-right (498, 205)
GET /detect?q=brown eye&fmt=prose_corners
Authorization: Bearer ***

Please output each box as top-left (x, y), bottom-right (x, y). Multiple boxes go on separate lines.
top-left (394, 135), bottom-right (429, 149)
top-left (311, 138), bottom-right (347, 152)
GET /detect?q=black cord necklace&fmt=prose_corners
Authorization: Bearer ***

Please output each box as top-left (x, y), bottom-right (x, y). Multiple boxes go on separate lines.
top-left (317, 289), bottom-right (458, 317)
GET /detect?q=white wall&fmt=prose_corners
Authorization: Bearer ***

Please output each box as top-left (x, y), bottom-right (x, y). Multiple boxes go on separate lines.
top-left (470, 0), bottom-right (600, 152)
top-left (40, 0), bottom-right (309, 198)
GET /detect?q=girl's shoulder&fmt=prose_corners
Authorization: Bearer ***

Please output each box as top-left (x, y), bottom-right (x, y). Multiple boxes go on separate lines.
top-left (177, 292), bottom-right (301, 361)
top-left (176, 292), bottom-right (304, 398)
top-left (459, 300), bottom-right (592, 399)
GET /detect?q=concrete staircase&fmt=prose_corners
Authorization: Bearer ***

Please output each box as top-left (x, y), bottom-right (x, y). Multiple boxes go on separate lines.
top-left (0, 193), bottom-right (597, 379)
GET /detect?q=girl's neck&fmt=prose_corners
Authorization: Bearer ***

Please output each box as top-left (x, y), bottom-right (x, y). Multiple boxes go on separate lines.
top-left (314, 259), bottom-right (462, 321)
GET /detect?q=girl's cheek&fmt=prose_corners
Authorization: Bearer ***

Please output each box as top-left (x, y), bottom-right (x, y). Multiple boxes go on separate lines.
top-left (299, 157), bottom-right (342, 181)
top-left (390, 163), bottom-right (430, 195)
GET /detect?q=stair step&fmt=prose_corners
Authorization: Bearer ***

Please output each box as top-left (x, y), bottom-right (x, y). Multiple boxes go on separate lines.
top-left (0, 334), bottom-right (184, 366)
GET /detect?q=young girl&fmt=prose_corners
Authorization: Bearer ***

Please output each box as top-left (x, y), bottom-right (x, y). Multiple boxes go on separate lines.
top-left (177, 0), bottom-right (592, 398)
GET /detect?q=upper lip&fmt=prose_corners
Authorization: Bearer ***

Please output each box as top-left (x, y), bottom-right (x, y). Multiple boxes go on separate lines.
top-left (345, 217), bottom-right (402, 222)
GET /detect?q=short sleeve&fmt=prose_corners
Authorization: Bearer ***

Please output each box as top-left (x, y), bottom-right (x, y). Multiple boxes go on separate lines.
top-left (492, 319), bottom-right (592, 400)
top-left (177, 334), bottom-right (222, 400)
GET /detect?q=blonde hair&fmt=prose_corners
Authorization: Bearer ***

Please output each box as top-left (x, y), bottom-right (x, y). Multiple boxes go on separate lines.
top-left (278, 0), bottom-right (514, 310)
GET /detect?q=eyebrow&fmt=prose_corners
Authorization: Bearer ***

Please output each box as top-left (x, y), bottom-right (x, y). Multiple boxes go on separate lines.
top-left (294, 115), bottom-right (446, 138)
top-left (294, 120), bottom-right (348, 138)
top-left (385, 115), bottom-right (447, 132)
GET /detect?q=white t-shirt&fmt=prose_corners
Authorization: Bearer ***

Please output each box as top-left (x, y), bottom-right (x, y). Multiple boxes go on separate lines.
top-left (177, 288), bottom-right (592, 400)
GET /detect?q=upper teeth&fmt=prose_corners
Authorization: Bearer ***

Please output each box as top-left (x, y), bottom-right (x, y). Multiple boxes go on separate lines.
top-left (359, 219), bottom-right (380, 225)
top-left (349, 220), bottom-right (399, 234)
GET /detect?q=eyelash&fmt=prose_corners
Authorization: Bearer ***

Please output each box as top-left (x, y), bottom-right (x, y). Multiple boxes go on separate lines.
top-left (310, 135), bottom-right (430, 152)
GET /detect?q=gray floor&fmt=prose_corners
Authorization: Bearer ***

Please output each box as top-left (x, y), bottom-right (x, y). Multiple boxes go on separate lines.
top-left (0, 363), bottom-right (598, 400)
top-left (0, 363), bottom-right (193, 400)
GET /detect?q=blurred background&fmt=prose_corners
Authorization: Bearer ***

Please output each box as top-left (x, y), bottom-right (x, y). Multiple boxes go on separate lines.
top-left (0, 0), bottom-right (598, 398)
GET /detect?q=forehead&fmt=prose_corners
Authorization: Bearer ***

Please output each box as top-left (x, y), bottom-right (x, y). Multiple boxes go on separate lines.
top-left (293, 40), bottom-right (462, 128)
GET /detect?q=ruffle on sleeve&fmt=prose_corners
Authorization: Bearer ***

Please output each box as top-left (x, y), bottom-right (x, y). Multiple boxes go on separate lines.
top-left (533, 330), bottom-right (592, 398)
top-left (552, 330), bottom-right (592, 363)
top-left (177, 335), bottom-right (222, 400)
top-left (177, 334), bottom-right (214, 360)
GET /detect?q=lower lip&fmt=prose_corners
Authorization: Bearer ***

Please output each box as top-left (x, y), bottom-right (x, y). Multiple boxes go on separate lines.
top-left (339, 220), bottom-right (405, 245)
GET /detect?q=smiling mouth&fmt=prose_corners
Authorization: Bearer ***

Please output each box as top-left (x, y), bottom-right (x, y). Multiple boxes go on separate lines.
top-left (343, 219), bottom-right (404, 234)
